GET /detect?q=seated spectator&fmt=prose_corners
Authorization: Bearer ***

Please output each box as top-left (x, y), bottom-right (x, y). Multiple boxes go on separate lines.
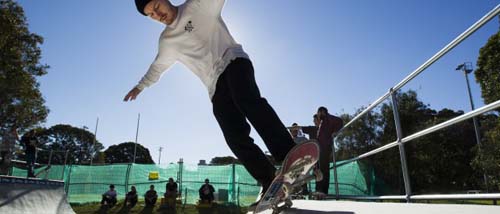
top-left (164, 177), bottom-right (178, 198)
top-left (101, 184), bottom-right (117, 206)
top-left (144, 185), bottom-right (158, 207)
top-left (199, 178), bottom-right (215, 203)
top-left (124, 186), bottom-right (138, 208)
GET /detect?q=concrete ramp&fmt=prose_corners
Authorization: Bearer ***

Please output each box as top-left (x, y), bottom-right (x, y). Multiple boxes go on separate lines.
top-left (0, 176), bottom-right (75, 214)
top-left (253, 200), bottom-right (500, 214)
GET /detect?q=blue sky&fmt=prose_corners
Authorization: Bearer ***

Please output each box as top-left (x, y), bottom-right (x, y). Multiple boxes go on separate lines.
top-left (17, 0), bottom-right (500, 164)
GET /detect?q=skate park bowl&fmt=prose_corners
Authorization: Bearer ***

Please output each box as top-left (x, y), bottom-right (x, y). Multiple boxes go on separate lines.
top-left (0, 176), bottom-right (75, 214)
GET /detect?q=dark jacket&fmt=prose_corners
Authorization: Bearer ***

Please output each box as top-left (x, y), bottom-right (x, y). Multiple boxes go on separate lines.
top-left (318, 114), bottom-right (343, 145)
top-left (199, 184), bottom-right (215, 196)
top-left (167, 182), bottom-right (178, 192)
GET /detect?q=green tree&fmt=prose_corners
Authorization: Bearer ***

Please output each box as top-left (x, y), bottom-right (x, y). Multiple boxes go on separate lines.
top-left (351, 90), bottom-right (481, 194)
top-left (473, 19), bottom-right (500, 191)
top-left (104, 142), bottom-right (154, 164)
top-left (209, 156), bottom-right (240, 165)
top-left (475, 29), bottom-right (500, 106)
top-left (24, 124), bottom-right (104, 165)
top-left (336, 110), bottom-right (381, 160)
top-left (0, 0), bottom-right (49, 132)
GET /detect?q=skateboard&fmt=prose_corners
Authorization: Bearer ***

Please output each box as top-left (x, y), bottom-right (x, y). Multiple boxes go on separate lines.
top-left (254, 140), bottom-right (321, 214)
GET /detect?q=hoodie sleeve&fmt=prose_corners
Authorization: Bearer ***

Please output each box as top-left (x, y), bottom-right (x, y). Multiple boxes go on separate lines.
top-left (136, 37), bottom-right (176, 91)
top-left (195, 0), bottom-right (225, 16)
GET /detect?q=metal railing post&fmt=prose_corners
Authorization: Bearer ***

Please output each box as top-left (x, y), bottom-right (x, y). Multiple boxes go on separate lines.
top-left (390, 89), bottom-right (412, 202)
top-left (332, 137), bottom-right (340, 200)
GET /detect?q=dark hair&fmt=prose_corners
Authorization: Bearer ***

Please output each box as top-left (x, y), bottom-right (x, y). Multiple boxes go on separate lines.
top-left (205, 178), bottom-right (209, 182)
top-left (313, 114), bottom-right (318, 119)
top-left (110, 184), bottom-right (115, 188)
top-left (318, 106), bottom-right (328, 113)
top-left (292, 123), bottom-right (298, 126)
top-left (150, 184), bottom-right (155, 188)
top-left (135, 0), bottom-right (152, 16)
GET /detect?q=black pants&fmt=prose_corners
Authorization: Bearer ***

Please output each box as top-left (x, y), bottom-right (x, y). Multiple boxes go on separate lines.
top-left (315, 141), bottom-right (331, 193)
top-left (212, 58), bottom-right (295, 187)
top-left (145, 197), bottom-right (157, 206)
top-left (200, 193), bottom-right (214, 203)
top-left (101, 195), bottom-right (117, 206)
top-left (26, 152), bottom-right (36, 177)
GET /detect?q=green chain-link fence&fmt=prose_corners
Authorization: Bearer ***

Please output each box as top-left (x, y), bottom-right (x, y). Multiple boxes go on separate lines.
top-left (11, 160), bottom-right (383, 206)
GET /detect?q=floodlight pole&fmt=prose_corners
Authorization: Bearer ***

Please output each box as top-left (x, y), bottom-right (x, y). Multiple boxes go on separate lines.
top-left (133, 114), bottom-right (140, 164)
top-left (456, 62), bottom-right (488, 192)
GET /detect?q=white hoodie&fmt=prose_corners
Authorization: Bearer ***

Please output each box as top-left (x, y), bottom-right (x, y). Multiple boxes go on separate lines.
top-left (135, 0), bottom-right (249, 99)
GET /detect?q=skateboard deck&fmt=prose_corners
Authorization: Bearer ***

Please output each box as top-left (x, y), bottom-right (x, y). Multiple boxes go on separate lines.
top-left (254, 140), bottom-right (320, 214)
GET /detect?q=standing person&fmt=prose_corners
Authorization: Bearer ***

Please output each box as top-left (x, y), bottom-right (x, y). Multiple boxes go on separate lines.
top-left (198, 178), bottom-right (215, 203)
top-left (145, 185), bottom-right (158, 207)
top-left (289, 123), bottom-right (308, 144)
top-left (124, 186), bottom-right (138, 208)
top-left (125, 0), bottom-right (296, 203)
top-left (0, 126), bottom-right (18, 175)
top-left (315, 107), bottom-right (343, 199)
top-left (101, 184), bottom-right (118, 206)
top-left (301, 114), bottom-right (320, 140)
top-left (21, 130), bottom-right (38, 178)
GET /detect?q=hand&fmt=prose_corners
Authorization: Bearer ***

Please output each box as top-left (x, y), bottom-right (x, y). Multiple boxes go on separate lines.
top-left (123, 87), bottom-right (142, 102)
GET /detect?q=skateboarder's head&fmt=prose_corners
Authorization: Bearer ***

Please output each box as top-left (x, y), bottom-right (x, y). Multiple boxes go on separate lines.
top-left (135, 0), bottom-right (177, 25)
top-left (317, 106), bottom-right (328, 119)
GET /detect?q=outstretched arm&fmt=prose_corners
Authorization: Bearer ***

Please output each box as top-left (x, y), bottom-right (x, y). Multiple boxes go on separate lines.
top-left (123, 39), bottom-right (176, 102)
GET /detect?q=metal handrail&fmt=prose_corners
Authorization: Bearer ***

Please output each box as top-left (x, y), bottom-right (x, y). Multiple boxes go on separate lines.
top-left (331, 4), bottom-right (500, 202)
top-left (331, 193), bottom-right (500, 200)
top-left (338, 4), bottom-right (500, 134)
top-left (334, 99), bottom-right (500, 168)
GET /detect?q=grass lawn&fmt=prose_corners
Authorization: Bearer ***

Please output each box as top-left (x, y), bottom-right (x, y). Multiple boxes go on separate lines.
top-left (71, 200), bottom-right (249, 214)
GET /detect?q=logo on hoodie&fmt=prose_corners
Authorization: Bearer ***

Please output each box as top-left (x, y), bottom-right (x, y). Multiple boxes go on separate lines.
top-left (185, 21), bottom-right (194, 32)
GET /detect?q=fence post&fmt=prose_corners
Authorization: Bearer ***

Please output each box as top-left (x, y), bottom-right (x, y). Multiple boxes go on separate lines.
top-left (390, 89), bottom-right (412, 203)
top-left (177, 158), bottom-right (184, 194)
top-left (232, 163), bottom-right (236, 203)
top-left (332, 138), bottom-right (340, 200)
top-left (125, 163), bottom-right (132, 195)
top-left (65, 165), bottom-right (73, 200)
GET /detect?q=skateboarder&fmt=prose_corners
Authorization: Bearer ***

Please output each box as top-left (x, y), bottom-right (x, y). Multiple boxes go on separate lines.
top-left (20, 130), bottom-right (38, 178)
top-left (125, 0), bottom-right (296, 203)
top-left (315, 107), bottom-right (343, 198)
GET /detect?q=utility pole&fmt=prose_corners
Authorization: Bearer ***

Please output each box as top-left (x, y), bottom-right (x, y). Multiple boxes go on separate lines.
top-left (158, 147), bottom-right (163, 165)
top-left (133, 113), bottom-right (140, 163)
top-left (90, 117), bottom-right (99, 165)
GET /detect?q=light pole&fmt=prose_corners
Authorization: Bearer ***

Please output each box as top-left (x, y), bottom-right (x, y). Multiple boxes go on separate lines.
top-left (455, 62), bottom-right (481, 145)
top-left (455, 62), bottom-right (488, 192)
top-left (158, 147), bottom-right (163, 165)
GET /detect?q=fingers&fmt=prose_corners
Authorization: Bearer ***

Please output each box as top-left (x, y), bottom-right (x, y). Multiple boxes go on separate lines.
top-left (123, 88), bottom-right (141, 102)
